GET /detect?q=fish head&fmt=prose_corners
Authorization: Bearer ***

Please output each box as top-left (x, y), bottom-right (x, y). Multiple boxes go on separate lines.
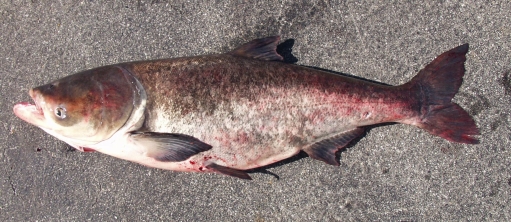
top-left (13, 66), bottom-right (142, 146)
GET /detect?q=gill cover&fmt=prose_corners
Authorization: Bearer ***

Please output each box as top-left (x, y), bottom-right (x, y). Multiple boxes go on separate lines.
top-left (31, 66), bottom-right (143, 144)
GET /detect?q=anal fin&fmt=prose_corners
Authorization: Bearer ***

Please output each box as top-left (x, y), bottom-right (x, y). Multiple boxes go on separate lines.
top-left (206, 163), bottom-right (252, 180)
top-left (304, 128), bottom-right (365, 166)
top-left (130, 132), bottom-right (212, 162)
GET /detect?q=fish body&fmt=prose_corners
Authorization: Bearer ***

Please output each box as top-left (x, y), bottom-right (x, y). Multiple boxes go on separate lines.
top-left (13, 37), bottom-right (479, 179)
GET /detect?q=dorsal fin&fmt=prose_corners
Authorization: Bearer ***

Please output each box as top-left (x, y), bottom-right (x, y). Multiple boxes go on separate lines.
top-left (228, 36), bottom-right (284, 61)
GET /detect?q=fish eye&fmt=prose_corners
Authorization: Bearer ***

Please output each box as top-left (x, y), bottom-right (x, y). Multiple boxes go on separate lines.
top-left (55, 107), bottom-right (66, 119)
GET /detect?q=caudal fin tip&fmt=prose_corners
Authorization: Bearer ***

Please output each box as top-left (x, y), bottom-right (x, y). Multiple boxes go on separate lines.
top-left (434, 129), bottom-right (480, 145)
top-left (453, 43), bottom-right (469, 54)
top-left (457, 134), bottom-right (480, 145)
top-left (469, 139), bottom-right (480, 145)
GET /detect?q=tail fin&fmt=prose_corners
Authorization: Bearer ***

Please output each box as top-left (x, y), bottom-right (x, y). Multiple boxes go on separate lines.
top-left (405, 44), bottom-right (479, 144)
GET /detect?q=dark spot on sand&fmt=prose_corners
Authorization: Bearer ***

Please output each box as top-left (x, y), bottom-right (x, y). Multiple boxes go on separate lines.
top-left (498, 70), bottom-right (511, 96)
top-left (424, 171), bottom-right (431, 180)
top-left (344, 202), bottom-right (352, 211)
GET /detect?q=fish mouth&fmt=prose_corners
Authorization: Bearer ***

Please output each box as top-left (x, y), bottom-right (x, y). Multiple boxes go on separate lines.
top-left (13, 89), bottom-right (45, 123)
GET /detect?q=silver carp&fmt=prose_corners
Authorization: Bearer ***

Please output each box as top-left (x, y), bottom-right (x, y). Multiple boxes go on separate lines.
top-left (13, 36), bottom-right (479, 179)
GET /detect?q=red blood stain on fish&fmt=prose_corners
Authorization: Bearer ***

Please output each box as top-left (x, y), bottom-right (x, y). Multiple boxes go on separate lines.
top-left (236, 132), bottom-right (248, 144)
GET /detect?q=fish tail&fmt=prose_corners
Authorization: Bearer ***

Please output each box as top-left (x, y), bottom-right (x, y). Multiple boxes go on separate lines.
top-left (404, 44), bottom-right (479, 144)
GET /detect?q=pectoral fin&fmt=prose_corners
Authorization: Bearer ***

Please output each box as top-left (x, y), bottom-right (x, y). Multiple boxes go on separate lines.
top-left (206, 163), bottom-right (252, 180)
top-left (130, 132), bottom-right (212, 162)
top-left (304, 128), bottom-right (365, 166)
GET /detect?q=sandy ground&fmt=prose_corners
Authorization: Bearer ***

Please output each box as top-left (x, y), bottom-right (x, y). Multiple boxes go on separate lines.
top-left (1, 1), bottom-right (510, 221)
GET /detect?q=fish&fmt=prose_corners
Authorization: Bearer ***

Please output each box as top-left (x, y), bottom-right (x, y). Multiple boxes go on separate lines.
top-left (13, 36), bottom-right (479, 180)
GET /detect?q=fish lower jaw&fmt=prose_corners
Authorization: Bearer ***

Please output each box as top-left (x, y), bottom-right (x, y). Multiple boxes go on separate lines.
top-left (13, 102), bottom-right (45, 123)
